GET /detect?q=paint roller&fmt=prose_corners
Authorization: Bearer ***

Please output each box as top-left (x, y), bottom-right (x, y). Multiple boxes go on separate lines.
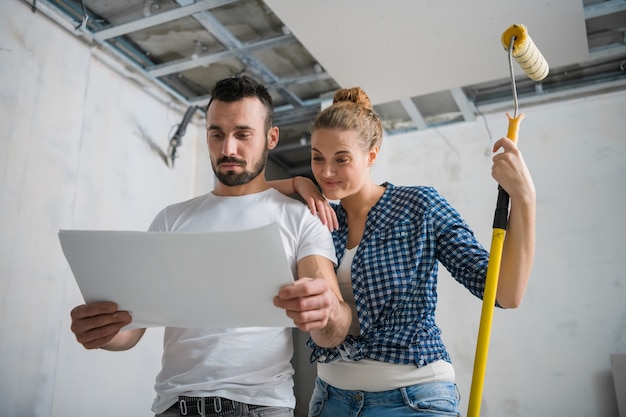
top-left (466, 23), bottom-right (548, 417)
top-left (503, 24), bottom-right (549, 82)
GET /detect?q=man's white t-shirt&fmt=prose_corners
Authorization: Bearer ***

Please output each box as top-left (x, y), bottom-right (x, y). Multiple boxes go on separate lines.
top-left (147, 188), bottom-right (336, 413)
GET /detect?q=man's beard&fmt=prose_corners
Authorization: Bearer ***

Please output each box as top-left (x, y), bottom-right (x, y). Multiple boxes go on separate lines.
top-left (212, 146), bottom-right (268, 186)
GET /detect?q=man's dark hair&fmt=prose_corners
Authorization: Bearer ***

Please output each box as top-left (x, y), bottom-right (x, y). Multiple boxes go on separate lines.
top-left (208, 76), bottom-right (274, 131)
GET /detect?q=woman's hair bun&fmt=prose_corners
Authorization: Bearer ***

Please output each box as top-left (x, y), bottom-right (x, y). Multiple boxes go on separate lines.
top-left (333, 87), bottom-right (372, 111)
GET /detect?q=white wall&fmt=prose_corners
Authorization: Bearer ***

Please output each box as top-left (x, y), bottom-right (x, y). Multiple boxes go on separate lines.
top-left (2, 1), bottom-right (625, 417)
top-left (0, 2), bottom-right (210, 416)
top-left (370, 91), bottom-right (626, 417)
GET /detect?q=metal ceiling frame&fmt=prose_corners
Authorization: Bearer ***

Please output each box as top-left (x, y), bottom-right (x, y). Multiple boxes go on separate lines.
top-left (19, 0), bottom-right (626, 177)
top-left (29, 0), bottom-right (333, 118)
top-left (22, 0), bottom-right (626, 113)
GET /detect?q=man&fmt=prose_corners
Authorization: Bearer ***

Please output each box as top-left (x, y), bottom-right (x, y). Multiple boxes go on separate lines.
top-left (70, 76), bottom-right (351, 417)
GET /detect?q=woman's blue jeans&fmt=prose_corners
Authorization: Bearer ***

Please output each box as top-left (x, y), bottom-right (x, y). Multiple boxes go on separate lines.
top-left (308, 377), bottom-right (461, 417)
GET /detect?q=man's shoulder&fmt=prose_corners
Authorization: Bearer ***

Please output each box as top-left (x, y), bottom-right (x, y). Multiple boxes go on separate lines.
top-left (163, 192), bottom-right (212, 211)
top-left (262, 188), bottom-right (309, 210)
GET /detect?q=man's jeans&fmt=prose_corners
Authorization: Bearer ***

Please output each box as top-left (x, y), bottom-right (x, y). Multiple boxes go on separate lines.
top-left (156, 403), bottom-right (293, 417)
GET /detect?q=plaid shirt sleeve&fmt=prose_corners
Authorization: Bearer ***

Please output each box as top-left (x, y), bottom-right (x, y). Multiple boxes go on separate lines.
top-left (428, 187), bottom-right (490, 299)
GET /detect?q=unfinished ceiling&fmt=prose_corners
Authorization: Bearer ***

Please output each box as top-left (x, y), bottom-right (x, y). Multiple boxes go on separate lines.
top-left (28, 0), bottom-right (626, 178)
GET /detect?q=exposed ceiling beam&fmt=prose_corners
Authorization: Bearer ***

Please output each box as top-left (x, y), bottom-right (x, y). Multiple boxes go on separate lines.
top-left (450, 87), bottom-right (476, 122)
top-left (29, 0), bottom-right (193, 107)
top-left (273, 103), bottom-right (321, 125)
top-left (272, 72), bottom-right (334, 89)
top-left (476, 78), bottom-right (626, 114)
top-left (148, 34), bottom-right (297, 77)
top-left (589, 44), bottom-right (626, 60)
top-left (183, 5), bottom-right (305, 108)
top-left (93, 0), bottom-right (237, 41)
top-left (400, 98), bottom-right (428, 130)
top-left (187, 74), bottom-right (331, 109)
top-left (584, 0), bottom-right (626, 20)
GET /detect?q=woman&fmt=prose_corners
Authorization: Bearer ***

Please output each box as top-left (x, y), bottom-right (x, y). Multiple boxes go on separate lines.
top-left (274, 87), bottom-right (536, 416)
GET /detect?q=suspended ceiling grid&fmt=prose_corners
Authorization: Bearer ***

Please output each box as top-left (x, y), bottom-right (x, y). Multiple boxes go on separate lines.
top-left (26, 0), bottom-right (626, 178)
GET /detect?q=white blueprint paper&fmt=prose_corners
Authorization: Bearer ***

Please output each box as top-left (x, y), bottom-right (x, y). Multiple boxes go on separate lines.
top-left (58, 223), bottom-right (294, 329)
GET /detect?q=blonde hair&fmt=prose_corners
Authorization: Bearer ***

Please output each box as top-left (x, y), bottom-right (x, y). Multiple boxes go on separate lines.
top-left (311, 87), bottom-right (383, 152)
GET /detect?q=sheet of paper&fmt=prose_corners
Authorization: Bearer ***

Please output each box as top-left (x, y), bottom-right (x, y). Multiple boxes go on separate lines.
top-left (58, 223), bottom-right (295, 329)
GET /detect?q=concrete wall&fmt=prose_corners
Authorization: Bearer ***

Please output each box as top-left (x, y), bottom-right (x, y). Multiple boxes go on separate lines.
top-left (1, 2), bottom-right (211, 416)
top-left (1, 1), bottom-right (625, 416)
top-left (370, 91), bottom-right (626, 417)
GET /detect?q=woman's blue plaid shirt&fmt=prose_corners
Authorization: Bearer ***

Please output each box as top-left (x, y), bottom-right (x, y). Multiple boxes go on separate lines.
top-left (307, 183), bottom-right (491, 367)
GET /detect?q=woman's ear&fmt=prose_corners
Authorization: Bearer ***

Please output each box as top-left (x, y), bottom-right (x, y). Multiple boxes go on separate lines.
top-left (368, 146), bottom-right (379, 166)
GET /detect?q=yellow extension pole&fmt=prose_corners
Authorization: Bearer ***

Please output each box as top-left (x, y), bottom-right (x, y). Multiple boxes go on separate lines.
top-left (466, 112), bottom-right (523, 417)
top-left (467, 23), bottom-right (547, 416)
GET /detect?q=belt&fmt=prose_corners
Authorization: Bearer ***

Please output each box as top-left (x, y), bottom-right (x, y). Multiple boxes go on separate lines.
top-left (168, 396), bottom-right (262, 417)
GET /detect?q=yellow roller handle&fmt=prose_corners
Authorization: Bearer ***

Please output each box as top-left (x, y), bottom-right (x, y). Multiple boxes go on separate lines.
top-left (466, 113), bottom-right (523, 417)
top-left (467, 229), bottom-right (505, 417)
top-left (506, 113), bottom-right (525, 143)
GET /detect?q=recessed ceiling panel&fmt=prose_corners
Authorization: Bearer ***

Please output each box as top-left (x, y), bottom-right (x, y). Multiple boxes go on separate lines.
top-left (251, 43), bottom-right (319, 77)
top-left (374, 101), bottom-right (413, 132)
top-left (264, 0), bottom-right (590, 104)
top-left (212, 0), bottom-right (286, 42)
top-left (130, 17), bottom-right (224, 63)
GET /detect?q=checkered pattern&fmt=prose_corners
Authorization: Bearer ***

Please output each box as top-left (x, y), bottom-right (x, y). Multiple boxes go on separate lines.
top-left (308, 183), bottom-right (491, 366)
